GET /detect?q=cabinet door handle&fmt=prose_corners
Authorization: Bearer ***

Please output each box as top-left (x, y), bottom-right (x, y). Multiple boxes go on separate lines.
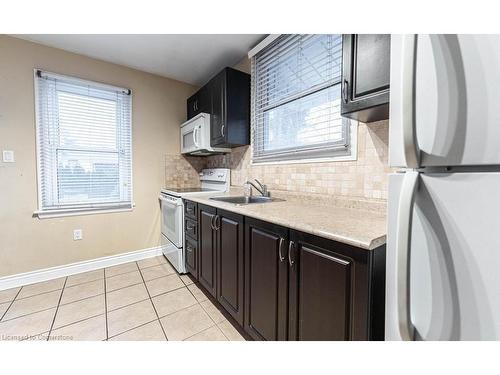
top-left (221, 123), bottom-right (225, 137)
top-left (186, 223), bottom-right (195, 230)
top-left (214, 215), bottom-right (220, 231)
top-left (342, 79), bottom-right (349, 103)
top-left (288, 241), bottom-right (295, 268)
top-left (278, 237), bottom-right (286, 262)
top-left (210, 215), bottom-right (215, 230)
top-left (186, 244), bottom-right (193, 253)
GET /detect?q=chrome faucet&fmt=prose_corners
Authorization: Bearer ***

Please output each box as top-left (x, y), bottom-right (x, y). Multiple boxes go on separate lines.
top-left (245, 179), bottom-right (270, 197)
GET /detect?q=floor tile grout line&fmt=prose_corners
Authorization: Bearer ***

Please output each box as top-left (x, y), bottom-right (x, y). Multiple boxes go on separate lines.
top-left (107, 297), bottom-right (151, 314)
top-left (59, 291), bottom-right (105, 308)
top-left (12, 286), bottom-right (64, 302)
top-left (106, 318), bottom-right (160, 341)
top-left (50, 312), bottom-right (106, 333)
top-left (182, 322), bottom-right (220, 341)
top-left (63, 276), bottom-right (105, 290)
top-left (0, 305), bottom-right (60, 324)
top-left (0, 282), bottom-right (186, 325)
top-left (46, 277), bottom-right (68, 340)
top-left (0, 287), bottom-right (23, 322)
top-left (1, 258), bottom-right (168, 299)
top-left (142, 272), bottom-right (180, 283)
top-left (137, 261), bottom-right (169, 341)
top-left (103, 268), bottom-right (109, 340)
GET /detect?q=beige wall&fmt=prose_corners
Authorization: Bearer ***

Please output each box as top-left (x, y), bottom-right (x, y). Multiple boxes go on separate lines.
top-left (0, 36), bottom-right (196, 277)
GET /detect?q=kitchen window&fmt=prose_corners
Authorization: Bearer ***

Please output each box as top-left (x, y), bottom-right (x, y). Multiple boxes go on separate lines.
top-left (34, 70), bottom-right (132, 218)
top-left (251, 34), bottom-right (356, 163)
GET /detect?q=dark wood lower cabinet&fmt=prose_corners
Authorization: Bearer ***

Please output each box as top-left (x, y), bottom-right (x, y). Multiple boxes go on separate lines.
top-left (244, 218), bottom-right (289, 341)
top-left (184, 200), bottom-right (386, 341)
top-left (287, 230), bottom-right (385, 340)
top-left (216, 209), bottom-right (244, 325)
top-left (198, 204), bottom-right (217, 297)
top-left (288, 236), bottom-right (352, 340)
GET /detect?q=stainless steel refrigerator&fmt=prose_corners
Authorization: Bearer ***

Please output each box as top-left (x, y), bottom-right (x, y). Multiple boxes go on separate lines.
top-left (386, 35), bottom-right (500, 340)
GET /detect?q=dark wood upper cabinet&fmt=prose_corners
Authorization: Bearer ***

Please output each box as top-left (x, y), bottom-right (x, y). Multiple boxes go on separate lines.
top-left (216, 209), bottom-right (244, 325)
top-left (186, 67), bottom-right (250, 148)
top-left (187, 84), bottom-right (210, 120)
top-left (210, 67), bottom-right (250, 148)
top-left (198, 204), bottom-right (217, 297)
top-left (341, 34), bottom-right (391, 123)
top-left (244, 218), bottom-right (289, 341)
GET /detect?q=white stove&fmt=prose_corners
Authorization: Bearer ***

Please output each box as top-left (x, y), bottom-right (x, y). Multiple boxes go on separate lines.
top-left (159, 168), bottom-right (230, 273)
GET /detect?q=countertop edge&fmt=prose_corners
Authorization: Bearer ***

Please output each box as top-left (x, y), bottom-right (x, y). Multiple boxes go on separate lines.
top-left (183, 194), bottom-right (387, 251)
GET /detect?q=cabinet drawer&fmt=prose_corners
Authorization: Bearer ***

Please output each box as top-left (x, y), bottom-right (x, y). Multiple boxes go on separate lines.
top-left (185, 237), bottom-right (198, 279)
top-left (184, 200), bottom-right (198, 220)
top-left (185, 217), bottom-right (198, 240)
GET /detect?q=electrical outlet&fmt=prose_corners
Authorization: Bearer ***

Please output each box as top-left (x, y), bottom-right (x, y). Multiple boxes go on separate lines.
top-left (2, 150), bottom-right (14, 163)
top-left (73, 229), bottom-right (83, 241)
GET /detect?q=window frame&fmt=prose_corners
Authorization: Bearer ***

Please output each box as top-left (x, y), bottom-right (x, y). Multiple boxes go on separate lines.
top-left (250, 34), bottom-right (358, 165)
top-left (33, 69), bottom-right (134, 219)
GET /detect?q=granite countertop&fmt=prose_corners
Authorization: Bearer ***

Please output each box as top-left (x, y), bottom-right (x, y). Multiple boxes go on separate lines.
top-left (185, 191), bottom-right (387, 250)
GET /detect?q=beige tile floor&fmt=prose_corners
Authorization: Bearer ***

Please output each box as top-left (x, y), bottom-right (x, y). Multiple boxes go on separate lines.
top-left (0, 256), bottom-right (246, 341)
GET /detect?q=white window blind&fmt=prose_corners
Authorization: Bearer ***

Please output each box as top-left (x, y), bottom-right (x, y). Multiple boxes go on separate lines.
top-left (35, 70), bottom-right (132, 215)
top-left (251, 34), bottom-right (352, 163)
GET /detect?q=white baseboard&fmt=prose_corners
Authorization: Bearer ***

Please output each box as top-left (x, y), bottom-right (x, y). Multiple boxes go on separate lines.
top-left (0, 244), bottom-right (174, 291)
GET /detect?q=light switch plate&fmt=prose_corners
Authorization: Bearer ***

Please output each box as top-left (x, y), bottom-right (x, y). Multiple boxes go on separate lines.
top-left (2, 150), bottom-right (14, 163)
top-left (73, 229), bottom-right (83, 241)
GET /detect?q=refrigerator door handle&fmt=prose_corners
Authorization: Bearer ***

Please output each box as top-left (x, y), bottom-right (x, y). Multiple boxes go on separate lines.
top-left (395, 170), bottom-right (419, 341)
top-left (401, 34), bottom-right (420, 169)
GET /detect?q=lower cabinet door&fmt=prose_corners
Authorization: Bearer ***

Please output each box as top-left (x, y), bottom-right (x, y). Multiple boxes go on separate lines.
top-left (288, 230), bottom-right (353, 341)
top-left (216, 210), bottom-right (244, 325)
top-left (244, 218), bottom-right (288, 341)
top-left (185, 236), bottom-right (198, 279)
top-left (198, 204), bottom-right (217, 297)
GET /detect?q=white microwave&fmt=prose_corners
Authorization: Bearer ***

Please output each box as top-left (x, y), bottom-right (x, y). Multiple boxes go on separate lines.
top-left (180, 113), bottom-right (230, 155)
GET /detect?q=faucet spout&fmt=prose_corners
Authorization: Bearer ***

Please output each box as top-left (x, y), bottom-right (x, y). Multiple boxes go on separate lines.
top-left (245, 179), bottom-right (269, 197)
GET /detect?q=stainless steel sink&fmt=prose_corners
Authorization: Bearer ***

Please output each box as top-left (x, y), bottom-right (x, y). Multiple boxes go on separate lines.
top-left (209, 196), bottom-right (283, 205)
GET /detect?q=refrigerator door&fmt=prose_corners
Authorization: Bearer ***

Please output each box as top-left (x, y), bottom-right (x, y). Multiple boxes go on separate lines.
top-left (389, 35), bottom-right (500, 168)
top-left (386, 172), bottom-right (500, 340)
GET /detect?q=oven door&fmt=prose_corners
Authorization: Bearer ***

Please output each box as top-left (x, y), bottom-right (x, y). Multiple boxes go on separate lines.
top-left (159, 194), bottom-right (183, 248)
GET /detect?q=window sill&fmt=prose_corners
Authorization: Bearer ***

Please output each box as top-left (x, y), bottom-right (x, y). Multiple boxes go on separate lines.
top-left (251, 153), bottom-right (357, 166)
top-left (34, 205), bottom-right (134, 219)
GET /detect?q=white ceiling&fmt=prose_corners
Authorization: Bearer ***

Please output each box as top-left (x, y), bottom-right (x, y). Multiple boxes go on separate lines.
top-left (14, 34), bottom-right (265, 86)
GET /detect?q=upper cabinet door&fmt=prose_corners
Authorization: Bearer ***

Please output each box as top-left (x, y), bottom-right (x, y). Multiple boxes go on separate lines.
top-left (210, 70), bottom-right (226, 146)
top-left (389, 34), bottom-right (500, 168)
top-left (341, 34), bottom-right (391, 123)
top-left (187, 85), bottom-right (210, 120)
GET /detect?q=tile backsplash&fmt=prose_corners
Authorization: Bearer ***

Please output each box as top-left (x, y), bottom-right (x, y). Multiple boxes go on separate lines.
top-left (164, 154), bottom-right (205, 188)
top-left (165, 119), bottom-right (392, 200)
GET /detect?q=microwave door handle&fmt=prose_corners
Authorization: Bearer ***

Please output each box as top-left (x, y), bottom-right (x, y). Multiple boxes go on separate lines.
top-left (401, 34), bottom-right (420, 168)
top-left (395, 170), bottom-right (419, 341)
top-left (193, 126), bottom-right (200, 148)
top-left (193, 127), bottom-right (198, 147)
